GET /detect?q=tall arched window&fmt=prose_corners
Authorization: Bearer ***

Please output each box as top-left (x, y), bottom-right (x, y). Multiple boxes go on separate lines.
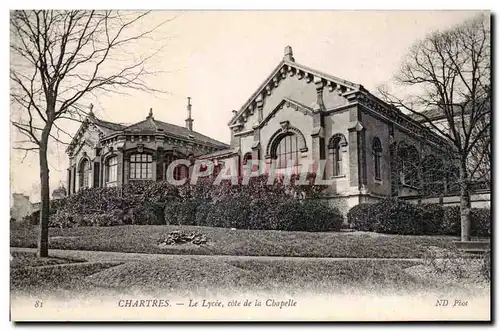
top-left (398, 144), bottom-right (420, 188)
top-left (372, 138), bottom-right (382, 180)
top-left (273, 133), bottom-right (299, 169)
top-left (329, 134), bottom-right (347, 177)
top-left (130, 153), bottom-right (153, 179)
top-left (106, 156), bottom-right (118, 186)
top-left (79, 159), bottom-right (91, 189)
top-left (390, 143), bottom-right (398, 196)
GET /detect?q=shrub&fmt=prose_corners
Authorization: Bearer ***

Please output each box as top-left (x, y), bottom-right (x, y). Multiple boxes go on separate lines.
top-left (203, 194), bottom-right (253, 229)
top-left (371, 199), bottom-right (424, 235)
top-left (348, 202), bottom-right (490, 237)
top-left (130, 206), bottom-right (159, 225)
top-left (346, 203), bottom-right (374, 231)
top-left (49, 210), bottom-right (78, 228)
top-left (288, 199), bottom-right (343, 232)
top-left (164, 199), bottom-right (198, 226)
top-left (441, 206), bottom-right (461, 236)
top-left (471, 208), bottom-right (491, 237)
top-left (48, 173), bottom-right (342, 232)
top-left (81, 213), bottom-right (123, 227)
top-left (441, 206), bottom-right (491, 237)
top-left (23, 211), bottom-right (40, 225)
top-left (420, 203), bottom-right (445, 235)
top-left (348, 199), bottom-right (436, 235)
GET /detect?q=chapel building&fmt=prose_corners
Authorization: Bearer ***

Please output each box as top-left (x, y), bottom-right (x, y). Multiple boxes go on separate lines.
top-left (66, 46), bottom-right (453, 214)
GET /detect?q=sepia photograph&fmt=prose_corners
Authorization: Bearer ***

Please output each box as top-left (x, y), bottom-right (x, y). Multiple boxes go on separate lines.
top-left (8, 8), bottom-right (491, 322)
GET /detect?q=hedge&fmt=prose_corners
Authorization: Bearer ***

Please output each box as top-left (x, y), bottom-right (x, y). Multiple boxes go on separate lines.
top-left (347, 199), bottom-right (491, 236)
top-left (47, 173), bottom-right (343, 232)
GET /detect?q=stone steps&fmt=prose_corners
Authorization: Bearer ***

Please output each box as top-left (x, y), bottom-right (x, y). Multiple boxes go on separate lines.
top-left (453, 240), bottom-right (490, 254)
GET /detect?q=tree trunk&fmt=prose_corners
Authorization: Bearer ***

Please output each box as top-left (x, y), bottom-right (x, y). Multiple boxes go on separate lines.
top-left (37, 131), bottom-right (51, 258)
top-left (459, 159), bottom-right (471, 242)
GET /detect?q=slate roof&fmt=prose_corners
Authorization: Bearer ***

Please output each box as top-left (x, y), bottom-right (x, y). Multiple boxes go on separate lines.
top-left (120, 116), bottom-right (229, 148)
top-left (67, 111), bottom-right (229, 156)
top-left (92, 117), bottom-right (127, 135)
top-left (408, 102), bottom-right (482, 123)
top-left (197, 147), bottom-right (240, 159)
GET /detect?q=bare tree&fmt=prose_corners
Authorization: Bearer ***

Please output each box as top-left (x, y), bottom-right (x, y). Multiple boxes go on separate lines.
top-left (379, 14), bottom-right (491, 241)
top-left (10, 10), bottom-right (170, 257)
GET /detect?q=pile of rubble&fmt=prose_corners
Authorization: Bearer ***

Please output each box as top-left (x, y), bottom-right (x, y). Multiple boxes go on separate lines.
top-left (158, 231), bottom-right (208, 246)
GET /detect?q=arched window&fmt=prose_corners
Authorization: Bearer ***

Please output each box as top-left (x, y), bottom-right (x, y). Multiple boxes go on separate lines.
top-left (79, 159), bottom-right (91, 189)
top-left (130, 153), bottom-right (153, 179)
top-left (372, 138), bottom-right (382, 180)
top-left (398, 144), bottom-right (420, 188)
top-left (165, 154), bottom-right (188, 181)
top-left (106, 156), bottom-right (118, 186)
top-left (422, 155), bottom-right (445, 196)
top-left (329, 134), bottom-right (347, 177)
top-left (272, 133), bottom-right (299, 169)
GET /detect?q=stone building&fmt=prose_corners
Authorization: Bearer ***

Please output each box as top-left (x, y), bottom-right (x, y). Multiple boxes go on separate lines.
top-left (65, 99), bottom-right (229, 193)
top-left (66, 46), bottom-right (453, 214)
top-left (200, 46), bottom-right (453, 214)
top-left (10, 193), bottom-right (34, 222)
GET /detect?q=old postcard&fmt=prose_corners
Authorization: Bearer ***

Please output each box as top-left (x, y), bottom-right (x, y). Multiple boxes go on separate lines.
top-left (9, 10), bottom-right (491, 322)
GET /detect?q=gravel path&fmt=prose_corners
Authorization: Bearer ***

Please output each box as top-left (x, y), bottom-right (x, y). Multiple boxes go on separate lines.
top-left (11, 247), bottom-right (424, 263)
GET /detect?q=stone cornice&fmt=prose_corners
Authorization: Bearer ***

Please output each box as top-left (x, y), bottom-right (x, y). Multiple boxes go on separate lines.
top-left (228, 60), bottom-right (362, 128)
top-left (348, 91), bottom-right (451, 149)
top-left (66, 117), bottom-right (106, 155)
top-left (258, 98), bottom-right (313, 129)
top-left (97, 131), bottom-right (226, 153)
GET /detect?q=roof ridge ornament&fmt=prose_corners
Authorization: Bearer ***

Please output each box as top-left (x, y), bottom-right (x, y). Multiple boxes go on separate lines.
top-left (147, 108), bottom-right (154, 120)
top-left (88, 103), bottom-right (95, 118)
top-left (284, 45), bottom-right (295, 62)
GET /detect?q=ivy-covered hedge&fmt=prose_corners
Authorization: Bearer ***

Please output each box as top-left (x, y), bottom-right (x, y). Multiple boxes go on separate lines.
top-left (48, 173), bottom-right (343, 232)
top-left (347, 199), bottom-right (491, 236)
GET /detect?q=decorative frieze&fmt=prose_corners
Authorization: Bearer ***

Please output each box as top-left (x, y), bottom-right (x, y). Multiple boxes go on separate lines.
top-left (356, 93), bottom-right (448, 147)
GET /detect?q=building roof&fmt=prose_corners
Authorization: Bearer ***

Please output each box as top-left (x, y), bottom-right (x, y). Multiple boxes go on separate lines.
top-left (228, 46), bottom-right (451, 149)
top-left (92, 117), bottom-right (127, 135)
top-left (408, 99), bottom-right (486, 123)
top-left (197, 147), bottom-right (240, 159)
top-left (228, 47), bottom-right (363, 126)
top-left (120, 114), bottom-right (229, 148)
top-left (66, 108), bottom-right (229, 156)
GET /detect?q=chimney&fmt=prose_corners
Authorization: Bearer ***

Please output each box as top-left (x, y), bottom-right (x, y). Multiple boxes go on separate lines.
top-left (284, 45), bottom-right (295, 62)
top-left (185, 97), bottom-right (193, 131)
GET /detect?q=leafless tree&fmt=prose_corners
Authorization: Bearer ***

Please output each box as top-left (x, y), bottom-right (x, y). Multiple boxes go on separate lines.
top-left (379, 14), bottom-right (491, 241)
top-left (10, 10), bottom-right (170, 257)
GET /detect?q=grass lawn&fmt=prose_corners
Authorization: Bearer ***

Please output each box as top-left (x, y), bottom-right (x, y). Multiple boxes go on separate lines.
top-left (10, 251), bottom-right (84, 269)
top-left (85, 258), bottom-right (428, 297)
top-left (10, 251), bottom-right (122, 298)
top-left (11, 222), bottom-right (458, 258)
top-left (11, 250), bottom-right (488, 300)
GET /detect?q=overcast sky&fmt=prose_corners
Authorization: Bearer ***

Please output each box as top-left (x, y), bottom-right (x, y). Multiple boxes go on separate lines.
top-left (10, 10), bottom-right (483, 201)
